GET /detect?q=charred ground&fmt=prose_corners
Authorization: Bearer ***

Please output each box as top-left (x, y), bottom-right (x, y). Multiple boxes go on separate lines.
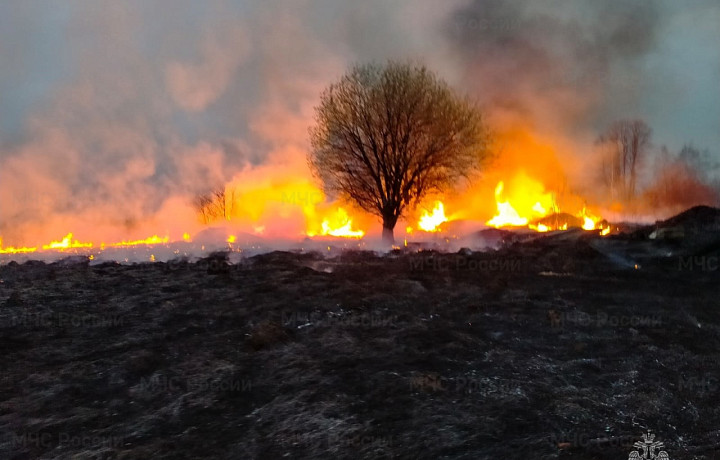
top-left (1, 208), bottom-right (720, 459)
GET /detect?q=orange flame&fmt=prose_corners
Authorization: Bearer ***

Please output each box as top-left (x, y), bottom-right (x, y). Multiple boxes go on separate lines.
top-left (486, 174), bottom-right (606, 233)
top-left (418, 201), bottom-right (449, 232)
top-left (317, 208), bottom-right (364, 238)
top-left (0, 237), bottom-right (38, 254)
top-left (106, 235), bottom-right (169, 248)
top-left (487, 179), bottom-right (549, 227)
top-left (0, 233), bottom-right (177, 255)
top-left (530, 223), bottom-right (550, 232)
top-left (41, 233), bottom-right (93, 250)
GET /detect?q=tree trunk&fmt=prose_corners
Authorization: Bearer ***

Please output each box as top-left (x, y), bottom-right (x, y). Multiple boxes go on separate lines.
top-left (382, 214), bottom-right (396, 246)
top-left (382, 226), bottom-right (395, 246)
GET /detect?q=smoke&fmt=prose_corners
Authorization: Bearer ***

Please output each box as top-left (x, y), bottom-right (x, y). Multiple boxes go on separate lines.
top-left (166, 28), bottom-right (251, 112)
top-left (0, 0), bottom-right (459, 245)
top-left (1, 0), bottom-right (718, 246)
top-left (445, 0), bottom-right (719, 215)
top-left (449, 0), bottom-right (660, 129)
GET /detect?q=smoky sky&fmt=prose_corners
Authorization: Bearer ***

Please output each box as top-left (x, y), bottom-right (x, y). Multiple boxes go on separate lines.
top-left (448, 0), bottom-right (720, 146)
top-left (1, 0), bottom-right (719, 239)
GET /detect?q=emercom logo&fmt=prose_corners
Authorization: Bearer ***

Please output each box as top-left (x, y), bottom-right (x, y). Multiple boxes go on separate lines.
top-left (628, 431), bottom-right (670, 459)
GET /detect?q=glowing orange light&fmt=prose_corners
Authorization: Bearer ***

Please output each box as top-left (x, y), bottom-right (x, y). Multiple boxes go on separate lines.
top-left (318, 208), bottom-right (364, 238)
top-left (41, 233), bottom-right (93, 250)
top-left (487, 181), bottom-right (532, 227)
top-left (418, 201), bottom-right (448, 232)
top-left (529, 223), bottom-right (550, 232)
top-left (0, 237), bottom-right (38, 254)
top-left (486, 175), bottom-right (605, 233)
top-left (109, 235), bottom-right (169, 247)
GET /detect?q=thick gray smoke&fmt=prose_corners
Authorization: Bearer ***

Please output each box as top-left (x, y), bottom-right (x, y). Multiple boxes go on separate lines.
top-left (448, 0), bottom-right (661, 131)
top-left (0, 0), bottom-right (718, 245)
top-left (0, 0), bottom-right (459, 244)
top-left (444, 0), bottom-right (719, 212)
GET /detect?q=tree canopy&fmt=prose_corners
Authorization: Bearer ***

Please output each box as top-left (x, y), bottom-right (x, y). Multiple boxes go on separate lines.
top-left (308, 61), bottom-right (491, 243)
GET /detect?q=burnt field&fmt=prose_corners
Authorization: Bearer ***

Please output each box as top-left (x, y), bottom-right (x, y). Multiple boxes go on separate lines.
top-left (2, 215), bottom-right (720, 459)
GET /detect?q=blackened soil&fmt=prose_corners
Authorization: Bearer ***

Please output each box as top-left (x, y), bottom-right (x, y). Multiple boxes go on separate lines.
top-left (1, 241), bottom-right (719, 459)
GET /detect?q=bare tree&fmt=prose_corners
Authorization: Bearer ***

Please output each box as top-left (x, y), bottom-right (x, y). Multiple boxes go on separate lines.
top-left (309, 61), bottom-right (491, 244)
top-left (194, 186), bottom-right (236, 224)
top-left (194, 193), bottom-right (215, 224)
top-left (597, 119), bottom-right (651, 199)
top-left (678, 144), bottom-right (720, 179)
top-left (643, 145), bottom-right (719, 212)
top-left (211, 188), bottom-right (235, 221)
